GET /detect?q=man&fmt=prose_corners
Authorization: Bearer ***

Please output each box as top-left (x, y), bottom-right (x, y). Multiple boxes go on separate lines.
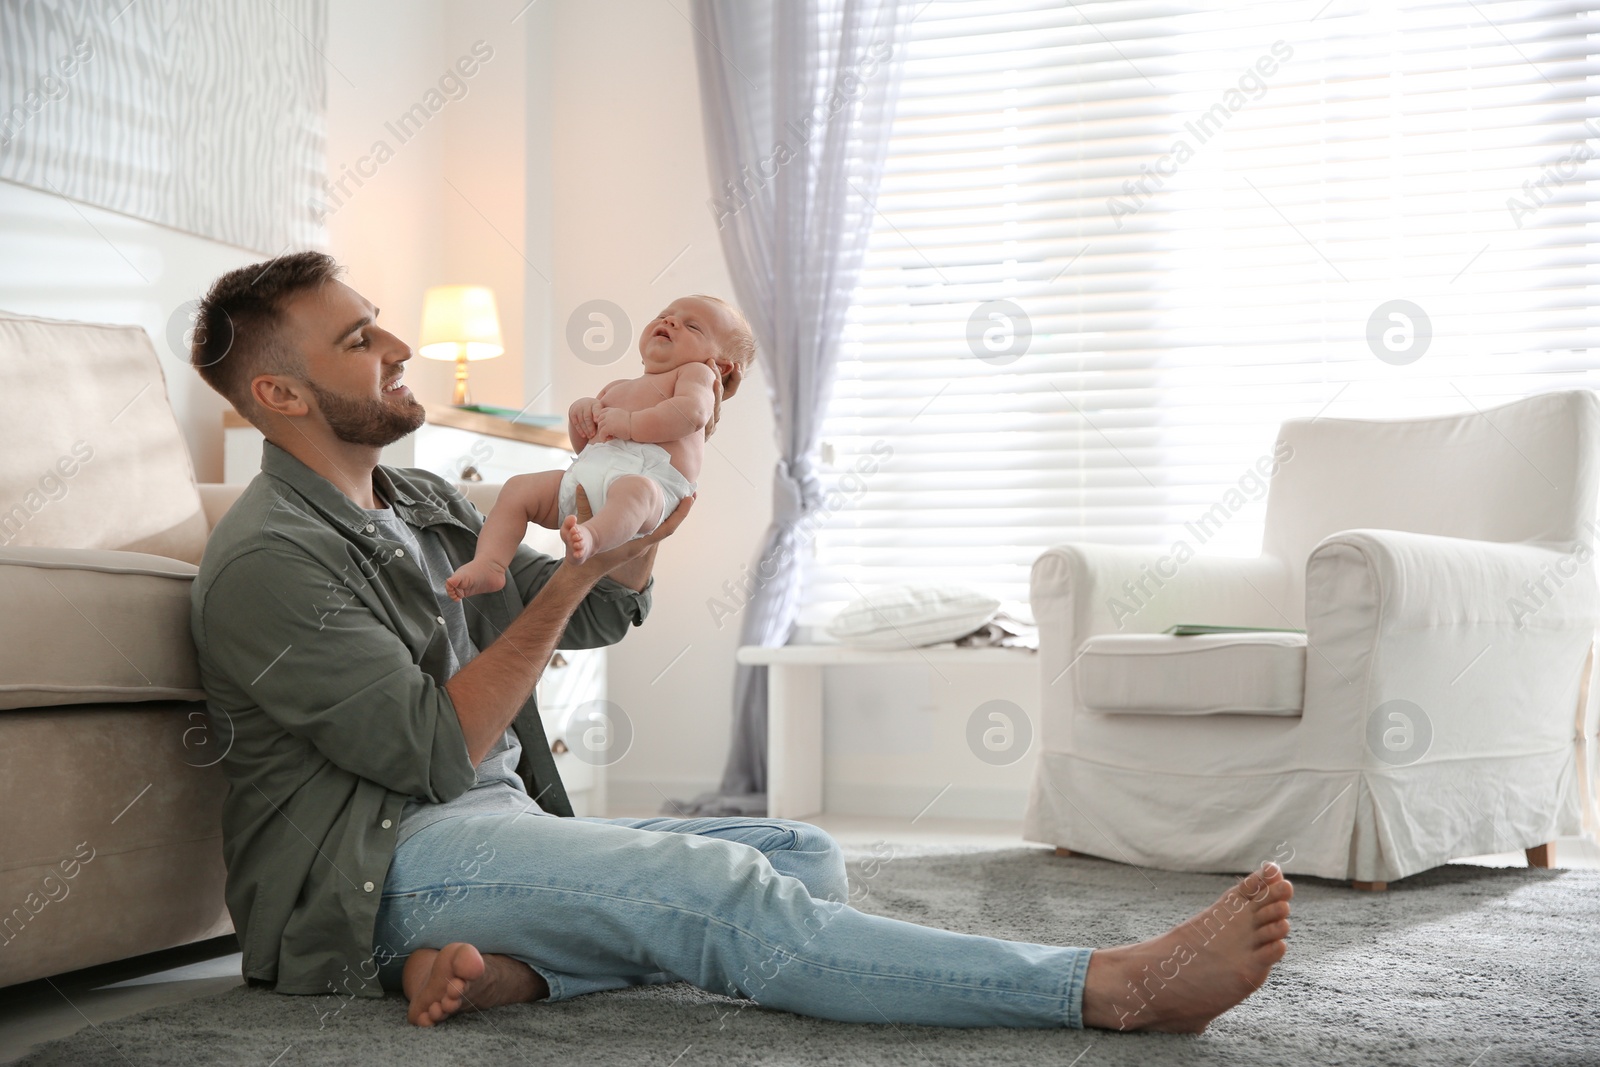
top-left (190, 252), bottom-right (1294, 1033)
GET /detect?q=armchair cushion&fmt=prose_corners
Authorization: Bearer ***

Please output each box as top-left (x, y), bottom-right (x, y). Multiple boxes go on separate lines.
top-left (0, 547), bottom-right (203, 710)
top-left (1077, 631), bottom-right (1305, 716)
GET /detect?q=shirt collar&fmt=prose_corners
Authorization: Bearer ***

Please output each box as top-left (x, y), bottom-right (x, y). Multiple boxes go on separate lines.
top-left (260, 439), bottom-right (460, 533)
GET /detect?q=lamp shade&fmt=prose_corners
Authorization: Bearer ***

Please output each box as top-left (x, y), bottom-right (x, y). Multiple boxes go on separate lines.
top-left (418, 285), bottom-right (504, 362)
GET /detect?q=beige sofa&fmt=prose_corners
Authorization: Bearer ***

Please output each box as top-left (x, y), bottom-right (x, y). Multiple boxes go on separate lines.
top-left (0, 310), bottom-right (242, 988)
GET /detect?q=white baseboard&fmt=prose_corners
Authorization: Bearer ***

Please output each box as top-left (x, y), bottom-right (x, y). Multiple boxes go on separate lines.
top-left (605, 777), bottom-right (1027, 823)
top-left (824, 782), bottom-right (1029, 822)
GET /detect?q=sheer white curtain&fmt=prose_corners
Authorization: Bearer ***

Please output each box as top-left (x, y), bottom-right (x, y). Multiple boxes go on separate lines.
top-left (677, 0), bottom-right (912, 814)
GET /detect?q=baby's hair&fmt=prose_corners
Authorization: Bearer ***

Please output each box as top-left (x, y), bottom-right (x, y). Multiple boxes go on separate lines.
top-left (693, 294), bottom-right (756, 438)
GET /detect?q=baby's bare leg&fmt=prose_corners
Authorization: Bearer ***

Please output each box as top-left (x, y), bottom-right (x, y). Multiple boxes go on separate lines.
top-left (564, 474), bottom-right (664, 565)
top-left (447, 471), bottom-right (565, 600)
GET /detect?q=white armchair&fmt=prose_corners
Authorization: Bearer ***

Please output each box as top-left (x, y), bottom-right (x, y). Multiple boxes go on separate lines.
top-left (1023, 390), bottom-right (1600, 887)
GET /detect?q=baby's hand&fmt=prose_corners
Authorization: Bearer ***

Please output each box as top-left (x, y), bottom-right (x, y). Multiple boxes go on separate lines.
top-left (595, 406), bottom-right (632, 442)
top-left (569, 398), bottom-right (598, 445)
top-left (445, 559), bottom-right (507, 601)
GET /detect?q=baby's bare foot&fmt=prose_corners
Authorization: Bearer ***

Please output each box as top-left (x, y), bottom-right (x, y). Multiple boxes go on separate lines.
top-left (562, 517), bottom-right (597, 564)
top-left (446, 560), bottom-right (506, 601)
top-left (400, 943), bottom-right (549, 1027)
top-left (1081, 862), bottom-right (1293, 1033)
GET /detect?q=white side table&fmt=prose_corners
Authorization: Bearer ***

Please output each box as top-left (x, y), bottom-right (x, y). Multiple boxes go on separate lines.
top-left (735, 644), bottom-right (1039, 818)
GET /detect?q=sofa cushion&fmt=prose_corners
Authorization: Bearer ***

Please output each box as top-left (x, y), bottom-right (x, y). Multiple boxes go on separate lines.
top-left (0, 311), bottom-right (208, 565)
top-left (0, 547), bottom-right (203, 710)
top-left (1076, 631), bottom-right (1306, 717)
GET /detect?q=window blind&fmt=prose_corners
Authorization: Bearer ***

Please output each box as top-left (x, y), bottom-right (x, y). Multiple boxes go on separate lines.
top-left (800, 0), bottom-right (1600, 625)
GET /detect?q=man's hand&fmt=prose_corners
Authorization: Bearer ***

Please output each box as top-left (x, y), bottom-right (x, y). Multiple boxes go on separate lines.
top-left (716, 358), bottom-right (745, 401)
top-left (445, 487), bottom-right (691, 767)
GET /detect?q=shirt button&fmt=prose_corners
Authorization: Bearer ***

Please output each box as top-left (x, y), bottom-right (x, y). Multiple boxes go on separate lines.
top-left (394, 548), bottom-right (405, 558)
top-left (436, 616), bottom-right (445, 625)
top-left (382, 819), bottom-right (393, 829)
top-left (365, 523), bottom-right (375, 533)
top-left (363, 881), bottom-right (375, 893)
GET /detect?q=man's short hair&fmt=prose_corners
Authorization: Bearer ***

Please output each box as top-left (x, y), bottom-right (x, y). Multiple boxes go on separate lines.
top-left (191, 251), bottom-right (343, 423)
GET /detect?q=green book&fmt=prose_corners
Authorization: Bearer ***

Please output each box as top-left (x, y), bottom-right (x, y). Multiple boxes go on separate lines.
top-left (453, 403), bottom-right (564, 427)
top-left (1163, 624), bottom-right (1306, 636)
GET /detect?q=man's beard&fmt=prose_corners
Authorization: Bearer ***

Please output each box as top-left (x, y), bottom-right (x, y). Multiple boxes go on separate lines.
top-left (306, 379), bottom-right (425, 447)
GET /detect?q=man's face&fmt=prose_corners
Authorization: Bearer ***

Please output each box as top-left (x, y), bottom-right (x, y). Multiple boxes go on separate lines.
top-left (276, 280), bottom-right (424, 447)
top-left (638, 296), bottom-right (732, 377)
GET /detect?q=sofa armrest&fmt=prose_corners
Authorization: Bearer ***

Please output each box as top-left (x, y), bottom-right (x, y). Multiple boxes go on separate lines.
top-left (1304, 529), bottom-right (1597, 761)
top-left (197, 483), bottom-right (247, 533)
top-left (453, 481), bottom-right (504, 517)
top-left (452, 482), bottom-right (564, 558)
top-left (0, 545), bottom-right (198, 576)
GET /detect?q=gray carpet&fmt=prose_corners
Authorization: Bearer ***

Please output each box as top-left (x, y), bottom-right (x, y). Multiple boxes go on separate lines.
top-left (17, 844), bottom-right (1600, 1066)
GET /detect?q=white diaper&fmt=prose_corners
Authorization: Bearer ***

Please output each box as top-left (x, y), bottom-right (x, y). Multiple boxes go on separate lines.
top-left (557, 440), bottom-right (696, 537)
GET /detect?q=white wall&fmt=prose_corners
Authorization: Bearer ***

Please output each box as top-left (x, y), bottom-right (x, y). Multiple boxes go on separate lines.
top-left (323, 0), bottom-right (533, 413)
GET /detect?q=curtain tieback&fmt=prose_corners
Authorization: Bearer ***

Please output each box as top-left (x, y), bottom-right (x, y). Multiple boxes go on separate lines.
top-left (772, 461), bottom-right (823, 528)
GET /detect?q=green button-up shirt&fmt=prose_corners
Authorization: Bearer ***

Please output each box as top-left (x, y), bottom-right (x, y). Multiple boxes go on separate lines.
top-left (190, 441), bottom-right (650, 998)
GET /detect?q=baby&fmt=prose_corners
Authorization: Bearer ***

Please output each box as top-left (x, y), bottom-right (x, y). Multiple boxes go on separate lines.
top-left (445, 295), bottom-right (755, 599)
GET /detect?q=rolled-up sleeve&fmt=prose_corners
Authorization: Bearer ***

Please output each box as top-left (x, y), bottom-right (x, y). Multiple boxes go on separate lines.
top-left (507, 545), bottom-right (653, 649)
top-left (198, 548), bottom-right (478, 802)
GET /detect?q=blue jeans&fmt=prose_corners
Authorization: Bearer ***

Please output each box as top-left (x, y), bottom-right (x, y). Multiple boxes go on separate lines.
top-left (372, 813), bottom-right (1093, 1028)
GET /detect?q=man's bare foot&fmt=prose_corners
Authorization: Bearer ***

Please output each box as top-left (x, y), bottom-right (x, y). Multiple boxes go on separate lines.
top-left (445, 559), bottom-right (506, 601)
top-left (1081, 861), bottom-right (1294, 1033)
top-left (561, 515), bottom-right (598, 564)
top-left (400, 943), bottom-right (550, 1027)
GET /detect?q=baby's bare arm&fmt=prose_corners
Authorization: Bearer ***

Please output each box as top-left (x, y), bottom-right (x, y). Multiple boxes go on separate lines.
top-left (608, 364), bottom-right (718, 445)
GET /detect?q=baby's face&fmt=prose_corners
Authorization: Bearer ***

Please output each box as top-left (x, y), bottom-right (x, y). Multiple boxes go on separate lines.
top-left (638, 297), bottom-right (732, 377)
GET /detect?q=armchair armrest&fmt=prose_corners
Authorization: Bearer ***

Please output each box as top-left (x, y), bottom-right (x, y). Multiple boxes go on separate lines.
top-left (1031, 543), bottom-right (1295, 639)
top-left (1308, 530), bottom-right (1599, 635)
top-left (1304, 529), bottom-right (1597, 762)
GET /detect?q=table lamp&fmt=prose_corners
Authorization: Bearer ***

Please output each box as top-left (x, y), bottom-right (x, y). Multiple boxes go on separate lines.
top-left (419, 285), bottom-right (504, 406)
